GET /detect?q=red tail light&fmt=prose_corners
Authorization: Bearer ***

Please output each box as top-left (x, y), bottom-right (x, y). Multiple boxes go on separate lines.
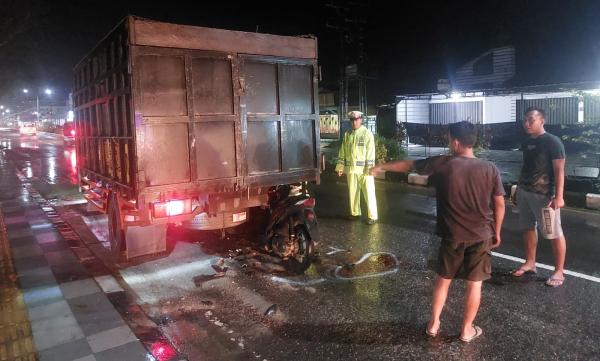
top-left (151, 340), bottom-right (177, 361)
top-left (303, 198), bottom-right (316, 208)
top-left (70, 129), bottom-right (76, 136)
top-left (152, 199), bottom-right (192, 218)
top-left (304, 209), bottom-right (316, 221)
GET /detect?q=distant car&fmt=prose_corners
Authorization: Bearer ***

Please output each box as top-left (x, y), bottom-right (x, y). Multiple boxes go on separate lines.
top-left (63, 122), bottom-right (76, 143)
top-left (19, 123), bottom-right (37, 136)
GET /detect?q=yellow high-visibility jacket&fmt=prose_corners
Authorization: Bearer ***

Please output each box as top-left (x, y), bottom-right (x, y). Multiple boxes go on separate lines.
top-left (335, 126), bottom-right (376, 175)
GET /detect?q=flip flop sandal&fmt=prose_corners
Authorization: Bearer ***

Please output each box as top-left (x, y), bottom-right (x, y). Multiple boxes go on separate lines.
top-left (460, 325), bottom-right (483, 343)
top-left (426, 327), bottom-right (439, 337)
top-left (511, 266), bottom-right (537, 277)
top-left (545, 277), bottom-right (565, 287)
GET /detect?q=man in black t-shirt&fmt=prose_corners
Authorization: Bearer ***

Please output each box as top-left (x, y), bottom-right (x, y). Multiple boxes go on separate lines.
top-left (371, 121), bottom-right (505, 343)
top-left (512, 107), bottom-right (567, 287)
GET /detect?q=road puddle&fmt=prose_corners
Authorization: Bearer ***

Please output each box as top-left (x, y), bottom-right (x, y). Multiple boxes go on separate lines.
top-left (269, 250), bottom-right (400, 286)
top-left (334, 252), bottom-right (400, 280)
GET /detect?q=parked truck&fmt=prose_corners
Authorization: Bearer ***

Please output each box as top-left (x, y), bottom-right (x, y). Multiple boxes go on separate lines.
top-left (73, 16), bottom-right (321, 272)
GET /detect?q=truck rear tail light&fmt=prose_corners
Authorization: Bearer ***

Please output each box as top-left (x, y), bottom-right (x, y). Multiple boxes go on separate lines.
top-left (70, 129), bottom-right (76, 136)
top-left (295, 197), bottom-right (316, 208)
top-left (152, 199), bottom-right (192, 218)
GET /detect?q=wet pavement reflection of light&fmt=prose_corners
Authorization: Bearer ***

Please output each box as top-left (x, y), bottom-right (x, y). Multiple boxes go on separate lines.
top-left (24, 161), bottom-right (33, 179)
top-left (6, 132), bottom-right (79, 186)
top-left (47, 157), bottom-right (57, 184)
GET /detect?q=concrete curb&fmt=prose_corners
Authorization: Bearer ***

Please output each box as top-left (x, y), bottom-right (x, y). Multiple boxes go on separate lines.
top-left (407, 173), bottom-right (429, 186)
top-left (586, 193), bottom-right (600, 210)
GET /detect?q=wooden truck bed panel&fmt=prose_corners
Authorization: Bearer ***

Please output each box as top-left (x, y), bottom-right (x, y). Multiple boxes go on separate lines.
top-left (130, 17), bottom-right (317, 59)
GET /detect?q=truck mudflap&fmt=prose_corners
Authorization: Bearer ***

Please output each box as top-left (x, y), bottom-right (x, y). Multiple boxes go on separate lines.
top-left (291, 213), bottom-right (319, 244)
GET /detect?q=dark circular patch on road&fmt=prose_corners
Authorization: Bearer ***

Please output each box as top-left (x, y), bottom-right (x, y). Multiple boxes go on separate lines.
top-left (337, 252), bottom-right (398, 279)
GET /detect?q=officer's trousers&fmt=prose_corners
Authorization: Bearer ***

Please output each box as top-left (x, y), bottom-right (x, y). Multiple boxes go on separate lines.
top-left (346, 173), bottom-right (378, 220)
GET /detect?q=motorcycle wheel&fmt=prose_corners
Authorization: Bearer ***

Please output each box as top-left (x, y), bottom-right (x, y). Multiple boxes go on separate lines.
top-left (284, 225), bottom-right (314, 274)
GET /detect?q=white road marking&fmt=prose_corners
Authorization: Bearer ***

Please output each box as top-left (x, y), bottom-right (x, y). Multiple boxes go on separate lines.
top-left (271, 276), bottom-right (326, 286)
top-left (492, 251), bottom-right (600, 283)
top-left (326, 246), bottom-right (348, 256)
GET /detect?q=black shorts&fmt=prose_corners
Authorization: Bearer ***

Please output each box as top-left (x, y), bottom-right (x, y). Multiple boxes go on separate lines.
top-left (437, 238), bottom-right (492, 281)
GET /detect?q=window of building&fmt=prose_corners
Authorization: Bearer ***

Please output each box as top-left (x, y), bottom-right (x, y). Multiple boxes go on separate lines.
top-left (473, 53), bottom-right (493, 76)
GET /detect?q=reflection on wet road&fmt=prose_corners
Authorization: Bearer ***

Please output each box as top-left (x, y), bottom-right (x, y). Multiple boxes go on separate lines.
top-left (1, 128), bottom-right (599, 360)
top-left (0, 130), bottom-right (81, 205)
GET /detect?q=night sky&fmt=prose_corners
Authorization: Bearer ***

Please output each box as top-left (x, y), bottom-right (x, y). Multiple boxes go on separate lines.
top-left (2, 0), bottom-right (600, 106)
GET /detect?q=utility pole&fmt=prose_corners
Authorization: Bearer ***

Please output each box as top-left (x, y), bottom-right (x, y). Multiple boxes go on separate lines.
top-left (325, 1), bottom-right (370, 127)
top-left (325, 1), bottom-right (350, 125)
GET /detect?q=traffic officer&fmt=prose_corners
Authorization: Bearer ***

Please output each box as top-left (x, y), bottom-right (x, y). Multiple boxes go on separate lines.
top-left (335, 111), bottom-right (378, 225)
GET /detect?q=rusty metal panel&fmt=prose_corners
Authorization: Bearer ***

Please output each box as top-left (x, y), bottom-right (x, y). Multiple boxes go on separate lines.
top-left (245, 62), bottom-right (279, 114)
top-left (280, 65), bottom-right (313, 114)
top-left (282, 119), bottom-right (315, 170)
top-left (194, 122), bottom-right (237, 179)
top-left (140, 55), bottom-right (188, 116)
top-left (96, 139), bottom-right (104, 174)
top-left (142, 123), bottom-right (190, 186)
top-left (103, 139), bottom-right (114, 179)
top-left (192, 58), bottom-right (234, 115)
top-left (247, 121), bottom-right (280, 174)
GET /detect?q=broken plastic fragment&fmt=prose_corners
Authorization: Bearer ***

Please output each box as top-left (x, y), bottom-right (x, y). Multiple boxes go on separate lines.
top-left (264, 304), bottom-right (278, 316)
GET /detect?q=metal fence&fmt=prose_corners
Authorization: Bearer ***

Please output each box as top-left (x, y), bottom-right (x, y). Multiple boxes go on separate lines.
top-left (516, 97), bottom-right (578, 125)
top-left (430, 101), bottom-right (483, 125)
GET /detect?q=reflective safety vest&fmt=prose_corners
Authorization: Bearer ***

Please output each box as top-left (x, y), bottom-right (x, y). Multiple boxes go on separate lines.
top-left (335, 126), bottom-right (376, 175)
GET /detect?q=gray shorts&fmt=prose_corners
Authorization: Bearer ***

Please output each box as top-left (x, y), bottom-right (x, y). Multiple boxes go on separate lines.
top-left (516, 188), bottom-right (564, 239)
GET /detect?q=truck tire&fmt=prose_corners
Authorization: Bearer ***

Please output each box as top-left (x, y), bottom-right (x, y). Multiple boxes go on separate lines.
top-left (107, 194), bottom-right (125, 261)
top-left (284, 225), bottom-right (314, 274)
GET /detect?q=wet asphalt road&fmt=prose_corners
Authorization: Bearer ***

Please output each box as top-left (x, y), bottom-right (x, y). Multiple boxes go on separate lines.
top-left (1, 129), bottom-right (599, 361)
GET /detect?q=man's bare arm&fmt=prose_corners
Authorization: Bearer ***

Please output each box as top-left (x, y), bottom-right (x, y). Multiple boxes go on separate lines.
top-left (492, 195), bottom-right (505, 248)
top-left (370, 160), bottom-right (415, 175)
top-left (551, 158), bottom-right (565, 209)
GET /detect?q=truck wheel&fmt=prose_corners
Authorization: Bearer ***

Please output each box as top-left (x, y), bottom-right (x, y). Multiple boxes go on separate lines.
top-left (284, 225), bottom-right (314, 274)
top-left (107, 194), bottom-right (125, 261)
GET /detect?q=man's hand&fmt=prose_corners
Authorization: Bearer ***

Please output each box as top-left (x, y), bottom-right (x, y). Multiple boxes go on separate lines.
top-left (491, 234), bottom-right (502, 249)
top-left (369, 165), bottom-right (382, 176)
top-left (336, 170), bottom-right (343, 177)
top-left (549, 197), bottom-right (565, 209)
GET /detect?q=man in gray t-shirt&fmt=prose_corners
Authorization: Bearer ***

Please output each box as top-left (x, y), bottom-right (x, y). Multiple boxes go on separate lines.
top-left (512, 107), bottom-right (567, 287)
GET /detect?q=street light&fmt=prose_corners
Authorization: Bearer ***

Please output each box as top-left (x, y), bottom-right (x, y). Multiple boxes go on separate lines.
top-left (22, 87), bottom-right (53, 124)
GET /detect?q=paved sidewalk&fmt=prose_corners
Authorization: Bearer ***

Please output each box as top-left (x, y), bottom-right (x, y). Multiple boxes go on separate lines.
top-left (0, 156), bottom-right (149, 361)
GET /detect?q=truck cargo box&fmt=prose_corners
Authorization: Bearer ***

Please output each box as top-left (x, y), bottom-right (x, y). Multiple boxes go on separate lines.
top-left (73, 16), bottom-right (320, 206)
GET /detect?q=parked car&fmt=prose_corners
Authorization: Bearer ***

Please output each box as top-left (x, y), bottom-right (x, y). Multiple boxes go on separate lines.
top-left (19, 123), bottom-right (37, 136)
top-left (63, 121), bottom-right (76, 143)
